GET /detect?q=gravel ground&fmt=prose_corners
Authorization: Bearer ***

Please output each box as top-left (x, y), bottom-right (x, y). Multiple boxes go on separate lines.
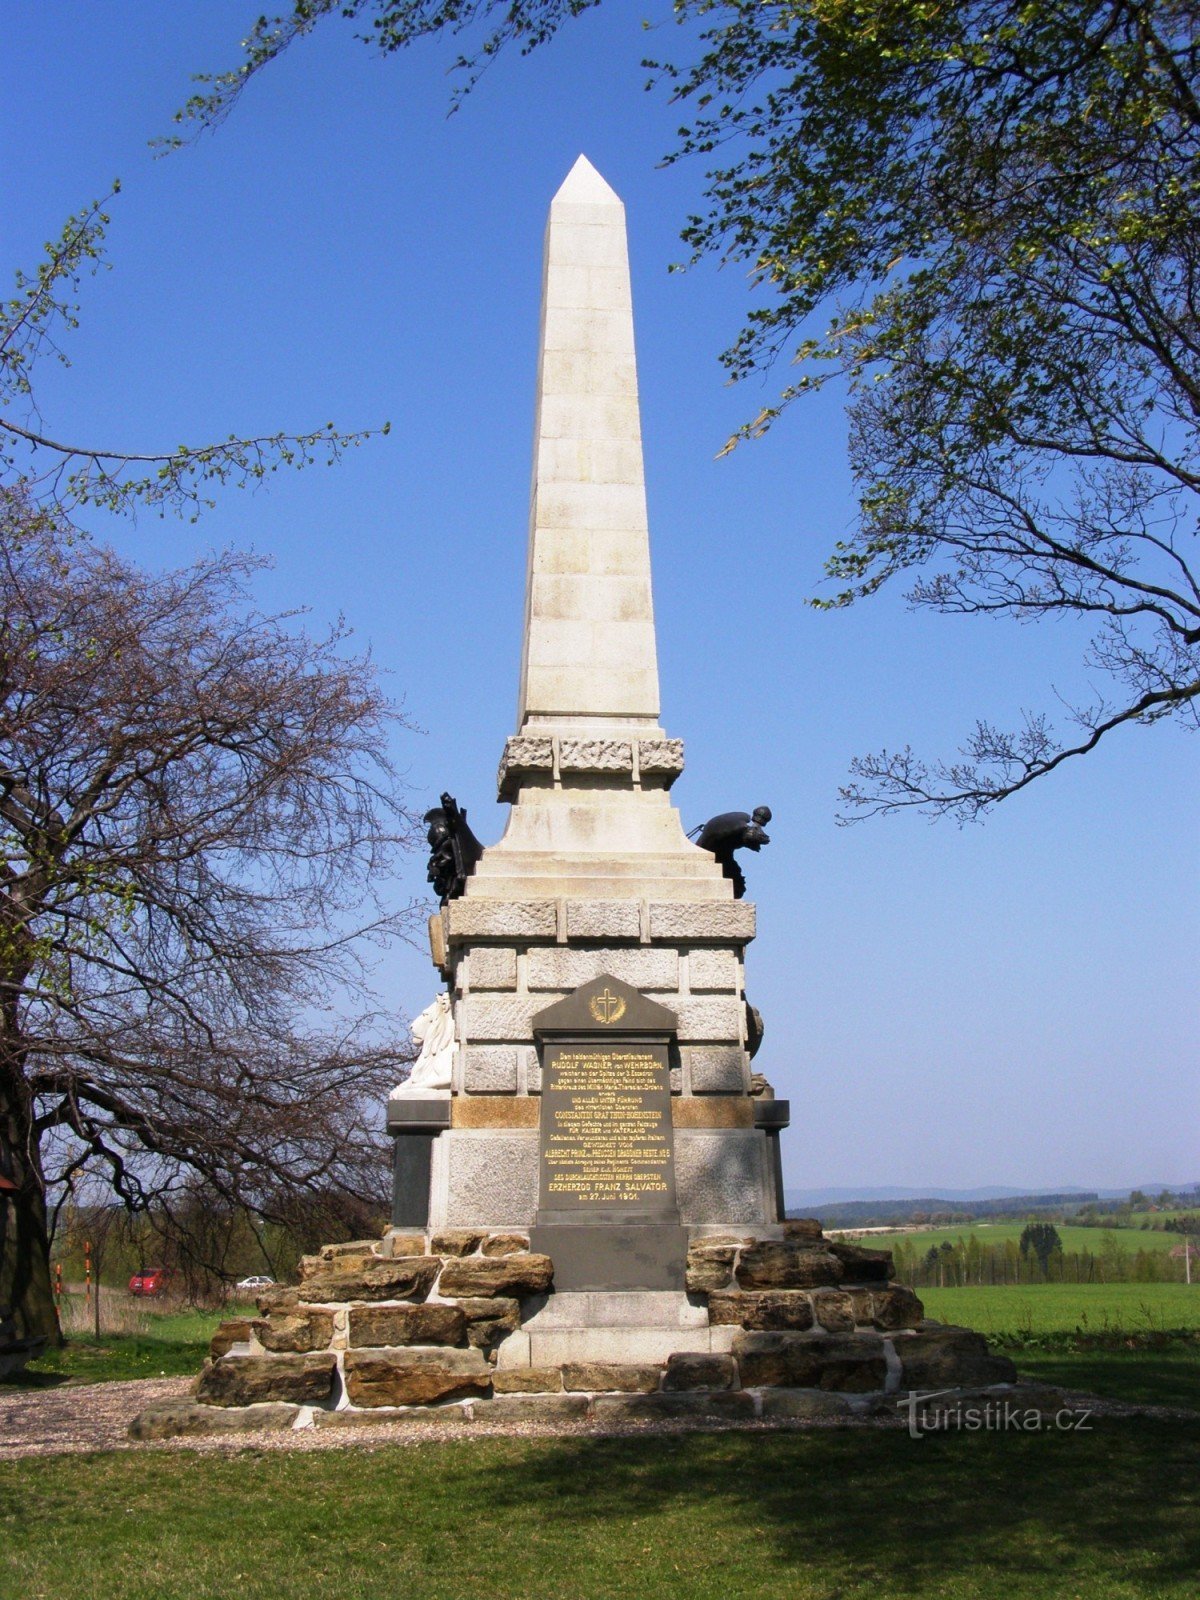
top-left (1, 1377), bottom-right (1194, 1461)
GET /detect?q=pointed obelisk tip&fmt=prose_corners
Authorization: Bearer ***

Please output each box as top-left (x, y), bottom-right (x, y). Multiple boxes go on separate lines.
top-left (553, 154), bottom-right (621, 206)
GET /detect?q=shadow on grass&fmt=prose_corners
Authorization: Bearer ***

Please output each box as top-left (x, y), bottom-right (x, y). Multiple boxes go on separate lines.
top-left (1016, 1347), bottom-right (1200, 1408)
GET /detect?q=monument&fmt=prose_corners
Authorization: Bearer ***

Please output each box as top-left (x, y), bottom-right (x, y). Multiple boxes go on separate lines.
top-left (132, 159), bottom-right (1052, 1437)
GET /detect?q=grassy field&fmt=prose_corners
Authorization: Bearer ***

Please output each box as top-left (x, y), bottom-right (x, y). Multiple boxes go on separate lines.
top-left (920, 1282), bottom-right (1200, 1335)
top-left (848, 1221), bottom-right (1188, 1256)
top-left (5, 1300), bottom-right (254, 1387)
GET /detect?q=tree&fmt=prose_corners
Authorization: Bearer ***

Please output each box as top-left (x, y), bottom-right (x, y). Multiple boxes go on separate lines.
top-left (0, 498), bottom-right (418, 1358)
top-left (1019, 1221), bottom-right (1062, 1276)
top-left (176, 2), bottom-right (1200, 818)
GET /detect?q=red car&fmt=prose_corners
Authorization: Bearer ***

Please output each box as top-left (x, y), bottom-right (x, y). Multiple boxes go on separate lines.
top-left (128, 1267), bottom-right (171, 1297)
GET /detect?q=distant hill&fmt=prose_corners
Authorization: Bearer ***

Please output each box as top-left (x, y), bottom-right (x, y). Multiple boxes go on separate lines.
top-left (786, 1182), bottom-right (1199, 1211)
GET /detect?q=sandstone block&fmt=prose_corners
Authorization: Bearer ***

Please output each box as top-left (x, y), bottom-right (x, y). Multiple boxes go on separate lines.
top-left (759, 1389), bottom-right (855, 1421)
top-left (446, 901), bottom-right (557, 942)
top-left (736, 1243), bottom-right (844, 1291)
top-left (256, 1287), bottom-right (299, 1316)
top-left (862, 1286), bottom-right (925, 1331)
top-left (686, 1045), bottom-right (747, 1092)
top-left (320, 1239), bottom-right (381, 1261)
top-left (475, 1393), bottom-right (590, 1422)
top-left (782, 1219), bottom-right (825, 1242)
top-left (482, 1233), bottom-right (531, 1257)
top-left (438, 1253), bottom-right (553, 1299)
top-left (252, 1309), bottom-right (335, 1353)
top-left (342, 1346), bottom-right (492, 1407)
top-left (380, 1231), bottom-right (428, 1258)
top-left (432, 1229), bottom-right (485, 1257)
top-left (526, 946), bottom-right (678, 991)
top-left (662, 1353), bottom-right (735, 1391)
top-left (648, 903), bottom-right (755, 943)
top-left (301, 1257), bottom-right (440, 1304)
top-left (462, 1046), bottom-right (520, 1093)
top-left (828, 1241), bottom-right (894, 1282)
top-left (129, 1401), bottom-right (300, 1441)
top-left (734, 1331), bottom-right (887, 1392)
top-left (895, 1327), bottom-right (1018, 1390)
top-left (810, 1291), bottom-right (856, 1333)
top-left (456, 1296), bottom-right (521, 1329)
top-left (492, 1367), bottom-right (564, 1393)
top-left (347, 1304), bottom-right (467, 1348)
top-left (196, 1352), bottom-right (336, 1408)
top-left (707, 1291), bottom-right (815, 1332)
top-left (313, 1405), bottom-right (471, 1429)
top-left (564, 900), bottom-right (642, 940)
top-left (591, 1391), bottom-right (755, 1422)
top-left (562, 1361), bottom-right (661, 1393)
top-left (209, 1318), bottom-right (253, 1359)
top-left (684, 1244), bottom-right (737, 1294)
top-left (687, 950), bottom-right (739, 992)
top-left (466, 948), bottom-right (518, 990)
top-left (637, 739), bottom-right (684, 777)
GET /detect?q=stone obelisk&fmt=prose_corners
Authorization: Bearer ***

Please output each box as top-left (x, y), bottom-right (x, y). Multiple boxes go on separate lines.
top-left (396, 157), bottom-right (788, 1280)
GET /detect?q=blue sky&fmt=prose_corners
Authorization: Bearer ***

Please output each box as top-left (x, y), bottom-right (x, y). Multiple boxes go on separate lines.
top-left (6, 3), bottom-right (1196, 1193)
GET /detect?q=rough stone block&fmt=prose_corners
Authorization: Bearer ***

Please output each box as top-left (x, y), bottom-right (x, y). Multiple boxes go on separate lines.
top-left (252, 1309), bottom-right (336, 1353)
top-left (782, 1219), bottom-right (824, 1242)
top-left (342, 1346), bottom-right (492, 1407)
top-left (663, 996), bottom-right (743, 1042)
top-left (526, 946), bottom-right (678, 991)
top-left (707, 1291), bottom-right (816, 1333)
top-left (895, 1327), bottom-right (1018, 1389)
top-left (446, 900), bottom-right (557, 942)
top-left (301, 1257), bottom-right (440, 1304)
top-left (462, 1046), bottom-right (520, 1093)
top-left (734, 1331), bottom-right (887, 1392)
top-left (475, 1393), bottom-right (591, 1422)
top-left (687, 950), bottom-right (740, 992)
top-left (828, 1241), bottom-right (894, 1282)
top-left (558, 738), bottom-right (633, 773)
top-left (209, 1318), bottom-right (253, 1359)
top-left (432, 1229), bottom-right (485, 1257)
top-left (482, 1233), bottom-right (531, 1257)
top-left (443, 1131), bottom-right (539, 1227)
top-left (196, 1352), bottom-right (337, 1408)
top-left (561, 1361), bottom-right (661, 1393)
top-left (736, 1242), bottom-right (844, 1291)
top-left (648, 903), bottom-right (755, 943)
top-left (675, 1131), bottom-right (770, 1226)
top-left (591, 1391), bottom-right (755, 1422)
top-left (320, 1239), bottom-right (380, 1261)
top-left (759, 1389), bottom-right (855, 1421)
top-left (686, 1045), bottom-right (748, 1093)
top-left (662, 1353), bottom-right (735, 1391)
top-left (684, 1244), bottom-right (737, 1294)
top-left (637, 739), bottom-right (684, 776)
top-left (459, 993), bottom-right (545, 1042)
top-left (438, 1253), bottom-right (554, 1299)
top-left (313, 1405), bottom-right (472, 1429)
top-left (466, 948), bottom-right (518, 990)
top-left (460, 1298), bottom-right (522, 1358)
top-left (347, 1304), bottom-right (467, 1348)
top-left (492, 1367), bottom-right (564, 1394)
top-left (380, 1230), bottom-right (428, 1258)
top-left (809, 1291), bottom-right (856, 1333)
top-left (129, 1401), bottom-right (301, 1441)
top-left (564, 900), bottom-right (642, 940)
top-left (859, 1286), bottom-right (924, 1331)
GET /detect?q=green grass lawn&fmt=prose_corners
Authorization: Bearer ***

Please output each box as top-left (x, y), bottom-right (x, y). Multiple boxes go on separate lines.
top-left (3, 1423), bottom-right (1197, 1600)
top-left (851, 1220), bottom-right (1188, 1256)
top-left (920, 1281), bottom-right (1200, 1335)
top-left (4, 1304), bottom-right (254, 1387)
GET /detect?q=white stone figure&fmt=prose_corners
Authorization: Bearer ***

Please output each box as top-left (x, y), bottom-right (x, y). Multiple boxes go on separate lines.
top-left (390, 992), bottom-right (454, 1097)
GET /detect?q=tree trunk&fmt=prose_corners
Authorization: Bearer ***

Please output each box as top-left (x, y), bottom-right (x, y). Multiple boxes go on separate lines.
top-left (0, 1064), bottom-right (62, 1365)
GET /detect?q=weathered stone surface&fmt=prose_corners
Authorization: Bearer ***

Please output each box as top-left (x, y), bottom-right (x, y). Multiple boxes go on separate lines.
top-left (347, 1304), bottom-right (467, 1348)
top-left (662, 1353), bottom-right (735, 1391)
top-left (459, 993), bottom-right (546, 1042)
top-left (734, 1331), bottom-right (887, 1392)
top-left (196, 1352), bottom-right (337, 1408)
top-left (782, 1219), bottom-right (824, 1242)
top-left (675, 1131), bottom-right (769, 1225)
top-left (686, 1045), bottom-right (747, 1093)
top-left (482, 1233), bottom-right (531, 1257)
top-left (320, 1239), bottom-right (380, 1261)
top-left (446, 900), bottom-right (557, 942)
top-left (685, 1244), bottom-right (737, 1294)
top-left (452, 1097), bottom-right (539, 1128)
top-left (252, 1309), bottom-right (335, 1353)
top-left (301, 1257), bottom-right (440, 1304)
top-left (563, 900), bottom-right (642, 940)
top-left (256, 1286), bottom-right (299, 1316)
top-left (432, 1229), bottom-right (486, 1257)
top-left (299, 1246), bottom-right (375, 1280)
top-left (558, 738), bottom-right (633, 773)
top-left (828, 1241), bottom-right (894, 1282)
top-left (438, 1253), bottom-right (553, 1299)
top-left (736, 1243), bottom-right (844, 1291)
top-left (759, 1389), bottom-right (855, 1421)
top-left (466, 947), bottom-right (518, 990)
top-left (443, 1130), bottom-right (540, 1226)
top-left (665, 996), bottom-right (743, 1042)
top-left (456, 1296), bottom-right (521, 1327)
top-left (475, 1393), bottom-right (591, 1422)
top-left (672, 1098), bottom-right (754, 1128)
top-left (209, 1318), bottom-right (252, 1359)
top-left (591, 1391), bottom-right (756, 1422)
top-left (648, 903), bottom-right (755, 943)
top-left (380, 1231), bottom-right (428, 1258)
top-left (861, 1285), bottom-right (925, 1331)
top-left (687, 951), bottom-right (740, 992)
top-left (562, 1362), bottom-right (661, 1393)
top-left (313, 1405), bottom-right (472, 1429)
top-left (462, 1046), bottom-right (520, 1093)
top-left (492, 1366), bottom-right (564, 1393)
top-left (637, 739), bottom-right (684, 776)
top-left (129, 1401), bottom-right (300, 1440)
top-left (809, 1291), bottom-right (856, 1333)
top-left (461, 1298), bottom-right (521, 1358)
top-left (342, 1346), bottom-right (492, 1407)
top-left (707, 1291), bottom-right (815, 1332)
top-left (526, 946), bottom-right (678, 992)
top-left (895, 1327), bottom-right (1018, 1390)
